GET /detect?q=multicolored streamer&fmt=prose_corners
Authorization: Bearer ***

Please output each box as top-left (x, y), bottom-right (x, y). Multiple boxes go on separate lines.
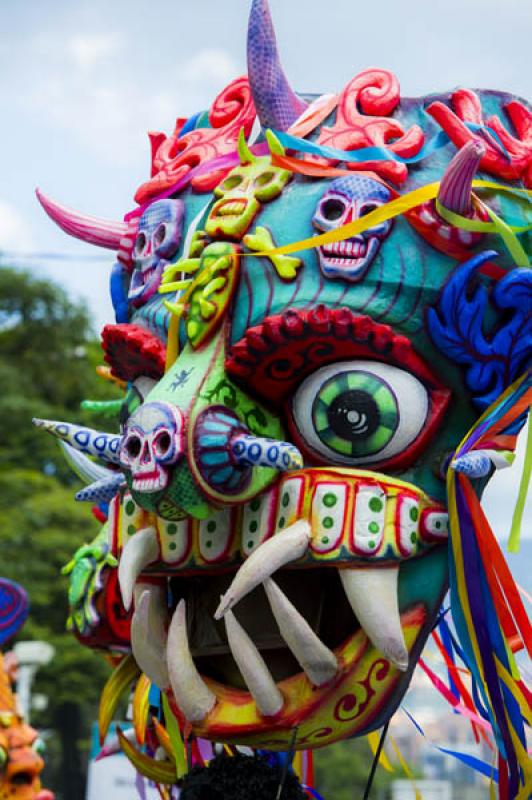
top-left (446, 371), bottom-right (532, 798)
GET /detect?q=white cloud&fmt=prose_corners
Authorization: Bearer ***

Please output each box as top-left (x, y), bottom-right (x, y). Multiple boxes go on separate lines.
top-left (66, 32), bottom-right (125, 71)
top-left (180, 49), bottom-right (241, 86)
top-left (0, 200), bottom-right (33, 251)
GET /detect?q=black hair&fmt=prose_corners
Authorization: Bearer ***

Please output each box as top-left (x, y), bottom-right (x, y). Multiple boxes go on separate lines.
top-left (179, 753), bottom-right (308, 800)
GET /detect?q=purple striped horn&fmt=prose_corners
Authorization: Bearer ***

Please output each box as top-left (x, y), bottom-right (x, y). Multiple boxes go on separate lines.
top-left (437, 140), bottom-right (486, 215)
top-left (36, 188), bottom-right (129, 250)
top-left (247, 0), bottom-right (308, 131)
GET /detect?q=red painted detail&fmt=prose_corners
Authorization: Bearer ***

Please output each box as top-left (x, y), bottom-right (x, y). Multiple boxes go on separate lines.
top-left (227, 306), bottom-right (448, 402)
top-left (104, 568), bottom-right (132, 644)
top-left (135, 77), bottom-right (256, 204)
top-left (101, 323), bottom-right (166, 382)
top-left (426, 90), bottom-right (532, 187)
top-left (405, 200), bottom-right (492, 262)
top-left (91, 506), bottom-right (108, 524)
top-left (310, 69), bottom-right (425, 185)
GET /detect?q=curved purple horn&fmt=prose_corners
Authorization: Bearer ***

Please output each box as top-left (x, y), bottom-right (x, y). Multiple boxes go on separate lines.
top-left (247, 0), bottom-right (308, 131)
top-left (36, 188), bottom-right (128, 250)
top-left (437, 140), bottom-right (486, 215)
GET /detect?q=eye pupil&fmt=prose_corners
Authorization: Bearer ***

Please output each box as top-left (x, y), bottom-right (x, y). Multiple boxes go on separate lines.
top-left (360, 203), bottom-right (379, 217)
top-left (327, 390), bottom-right (379, 440)
top-left (312, 371), bottom-right (399, 458)
top-left (321, 199), bottom-right (346, 220)
top-left (134, 232), bottom-right (147, 254)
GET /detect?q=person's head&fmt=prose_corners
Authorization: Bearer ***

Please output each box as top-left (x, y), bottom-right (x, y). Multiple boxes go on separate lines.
top-left (179, 753), bottom-right (307, 800)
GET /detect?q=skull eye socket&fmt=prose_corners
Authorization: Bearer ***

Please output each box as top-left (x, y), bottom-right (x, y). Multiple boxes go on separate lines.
top-left (125, 436), bottom-right (142, 458)
top-left (359, 202), bottom-right (380, 217)
top-left (255, 171), bottom-right (275, 187)
top-left (220, 174), bottom-right (244, 191)
top-left (154, 431), bottom-right (172, 457)
top-left (320, 198), bottom-right (347, 221)
top-left (134, 232), bottom-right (147, 255)
top-left (154, 223), bottom-right (168, 247)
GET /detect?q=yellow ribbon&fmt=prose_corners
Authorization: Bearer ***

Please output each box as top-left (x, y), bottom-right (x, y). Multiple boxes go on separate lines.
top-left (244, 180), bottom-right (531, 261)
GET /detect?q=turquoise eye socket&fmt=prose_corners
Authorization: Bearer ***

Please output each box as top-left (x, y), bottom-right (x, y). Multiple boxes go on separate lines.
top-left (312, 371), bottom-right (399, 458)
top-left (292, 360), bottom-right (429, 466)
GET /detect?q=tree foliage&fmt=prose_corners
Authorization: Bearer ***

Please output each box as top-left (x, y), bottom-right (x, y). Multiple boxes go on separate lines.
top-left (0, 266), bottom-right (121, 798)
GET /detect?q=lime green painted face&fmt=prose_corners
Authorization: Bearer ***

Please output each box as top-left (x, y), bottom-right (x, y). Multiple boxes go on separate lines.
top-left (205, 154), bottom-right (291, 240)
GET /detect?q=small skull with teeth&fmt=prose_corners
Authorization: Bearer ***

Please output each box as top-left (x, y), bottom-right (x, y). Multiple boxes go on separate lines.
top-left (312, 175), bottom-right (393, 281)
top-left (119, 402), bottom-right (184, 492)
top-left (128, 199), bottom-right (184, 307)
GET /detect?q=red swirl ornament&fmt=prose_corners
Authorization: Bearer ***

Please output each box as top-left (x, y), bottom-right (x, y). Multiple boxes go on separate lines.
top-left (135, 76), bottom-right (256, 204)
top-left (333, 658), bottom-right (390, 723)
top-left (312, 69), bottom-right (425, 185)
top-left (426, 89), bottom-right (532, 187)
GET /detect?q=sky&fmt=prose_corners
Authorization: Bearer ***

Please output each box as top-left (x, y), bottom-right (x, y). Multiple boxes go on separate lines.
top-left (0, 0), bottom-right (530, 540)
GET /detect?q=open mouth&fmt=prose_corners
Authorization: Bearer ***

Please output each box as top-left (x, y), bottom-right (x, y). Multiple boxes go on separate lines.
top-left (117, 468), bottom-right (448, 749)
top-left (128, 266), bottom-right (163, 303)
top-left (318, 237), bottom-right (378, 276)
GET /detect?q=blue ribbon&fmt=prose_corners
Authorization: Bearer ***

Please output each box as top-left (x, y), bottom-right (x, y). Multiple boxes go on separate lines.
top-left (273, 123), bottom-right (507, 167)
top-left (403, 707), bottom-right (499, 782)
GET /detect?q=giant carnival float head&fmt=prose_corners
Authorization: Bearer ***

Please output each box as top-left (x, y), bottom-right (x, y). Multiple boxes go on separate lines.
top-left (0, 580), bottom-right (54, 800)
top-left (33, 0), bottom-right (531, 796)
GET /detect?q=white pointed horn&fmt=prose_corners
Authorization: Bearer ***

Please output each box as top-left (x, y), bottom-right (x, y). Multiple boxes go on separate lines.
top-left (214, 520), bottom-right (311, 619)
top-left (224, 608), bottom-right (284, 717)
top-left (340, 566), bottom-right (408, 671)
top-left (33, 417), bottom-right (122, 465)
top-left (263, 578), bottom-right (337, 686)
top-left (58, 440), bottom-right (118, 484)
top-left (36, 188), bottom-right (128, 250)
top-left (131, 586), bottom-right (170, 689)
top-left (75, 473), bottom-right (125, 503)
top-left (167, 600), bottom-right (216, 723)
top-left (118, 526), bottom-right (159, 611)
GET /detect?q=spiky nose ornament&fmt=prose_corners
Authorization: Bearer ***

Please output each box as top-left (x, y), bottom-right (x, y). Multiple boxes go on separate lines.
top-left (35, 0), bottom-right (531, 796)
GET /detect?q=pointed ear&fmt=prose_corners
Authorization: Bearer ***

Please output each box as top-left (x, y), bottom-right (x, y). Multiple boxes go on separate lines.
top-left (265, 129), bottom-right (286, 157)
top-left (237, 128), bottom-right (256, 165)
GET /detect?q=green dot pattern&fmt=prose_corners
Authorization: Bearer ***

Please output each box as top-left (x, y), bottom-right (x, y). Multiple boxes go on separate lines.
top-left (369, 497), bottom-right (383, 513)
top-left (207, 521), bottom-right (217, 533)
top-left (127, 525), bottom-right (136, 536)
top-left (322, 516), bottom-right (334, 529)
top-left (368, 521), bottom-right (380, 534)
top-left (409, 507), bottom-right (419, 522)
top-left (282, 493), bottom-right (290, 508)
top-left (167, 524), bottom-right (177, 535)
top-left (323, 493), bottom-right (337, 508)
top-left (249, 520), bottom-right (258, 533)
top-left (125, 501), bottom-right (135, 515)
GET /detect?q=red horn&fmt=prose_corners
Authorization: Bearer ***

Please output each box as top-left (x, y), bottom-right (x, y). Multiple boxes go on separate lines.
top-left (36, 188), bottom-right (128, 250)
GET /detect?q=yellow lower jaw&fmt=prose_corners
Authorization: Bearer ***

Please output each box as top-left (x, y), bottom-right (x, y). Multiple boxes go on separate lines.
top-left (167, 605), bottom-right (425, 751)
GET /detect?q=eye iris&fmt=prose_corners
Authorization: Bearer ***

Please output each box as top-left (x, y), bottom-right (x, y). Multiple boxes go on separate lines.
top-left (312, 371), bottom-right (398, 457)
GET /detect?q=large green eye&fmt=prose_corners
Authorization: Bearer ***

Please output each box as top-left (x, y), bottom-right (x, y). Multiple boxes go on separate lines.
top-left (313, 371), bottom-right (398, 457)
top-left (292, 360), bottom-right (429, 466)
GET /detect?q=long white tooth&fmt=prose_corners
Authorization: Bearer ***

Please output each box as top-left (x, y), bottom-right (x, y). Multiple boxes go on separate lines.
top-left (167, 599), bottom-right (216, 723)
top-left (118, 526), bottom-right (159, 611)
top-left (131, 586), bottom-right (170, 689)
top-left (215, 520), bottom-right (311, 619)
top-left (263, 578), bottom-right (337, 686)
top-left (339, 566), bottom-right (409, 671)
top-left (224, 609), bottom-right (284, 717)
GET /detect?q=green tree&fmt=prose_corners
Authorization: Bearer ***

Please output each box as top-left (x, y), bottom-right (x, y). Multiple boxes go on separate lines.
top-left (0, 266), bottom-right (121, 799)
top-left (314, 736), bottom-right (394, 800)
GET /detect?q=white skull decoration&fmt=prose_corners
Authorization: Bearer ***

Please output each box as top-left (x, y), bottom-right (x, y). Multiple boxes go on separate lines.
top-left (119, 401), bottom-right (184, 492)
top-left (128, 199), bottom-right (184, 307)
top-left (312, 175), bottom-right (393, 281)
